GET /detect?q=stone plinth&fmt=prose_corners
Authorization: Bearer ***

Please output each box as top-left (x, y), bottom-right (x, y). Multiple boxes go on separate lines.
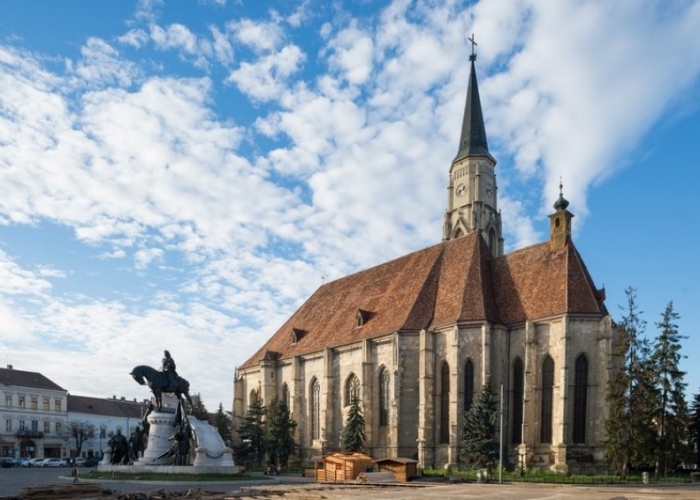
top-left (137, 411), bottom-right (177, 465)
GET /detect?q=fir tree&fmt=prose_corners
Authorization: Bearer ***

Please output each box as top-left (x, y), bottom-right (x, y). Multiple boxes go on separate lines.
top-left (234, 395), bottom-right (266, 466)
top-left (189, 392), bottom-right (209, 421)
top-left (341, 395), bottom-right (366, 453)
top-left (604, 287), bottom-right (658, 475)
top-left (214, 402), bottom-right (233, 446)
top-left (652, 301), bottom-right (689, 476)
top-left (689, 393), bottom-right (700, 468)
top-left (264, 396), bottom-right (297, 468)
top-left (459, 382), bottom-right (498, 471)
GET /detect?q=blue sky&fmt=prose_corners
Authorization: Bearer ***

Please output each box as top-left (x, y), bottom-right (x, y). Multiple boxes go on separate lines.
top-left (1, 0), bottom-right (699, 410)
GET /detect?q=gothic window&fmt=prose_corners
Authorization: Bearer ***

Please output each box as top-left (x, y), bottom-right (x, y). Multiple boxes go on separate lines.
top-left (440, 362), bottom-right (450, 444)
top-left (573, 354), bottom-right (588, 443)
top-left (282, 383), bottom-right (291, 410)
top-left (512, 357), bottom-right (524, 444)
top-left (489, 228), bottom-right (496, 252)
top-left (249, 389), bottom-right (259, 406)
top-left (540, 356), bottom-right (554, 444)
top-left (379, 368), bottom-right (390, 426)
top-left (345, 373), bottom-right (360, 406)
top-left (310, 378), bottom-right (320, 441)
top-left (464, 359), bottom-right (474, 414)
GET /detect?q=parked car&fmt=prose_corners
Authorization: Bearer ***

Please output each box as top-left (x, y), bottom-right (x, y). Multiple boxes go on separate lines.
top-left (17, 458), bottom-right (30, 467)
top-left (73, 457), bottom-right (86, 467)
top-left (42, 458), bottom-right (67, 468)
top-left (27, 458), bottom-right (45, 467)
top-left (0, 457), bottom-right (15, 468)
top-left (83, 456), bottom-right (100, 467)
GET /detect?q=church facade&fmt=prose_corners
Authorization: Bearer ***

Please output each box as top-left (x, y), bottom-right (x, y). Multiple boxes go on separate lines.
top-left (233, 53), bottom-right (618, 473)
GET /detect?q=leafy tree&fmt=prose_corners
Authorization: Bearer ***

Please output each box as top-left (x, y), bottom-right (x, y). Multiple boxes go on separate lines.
top-left (652, 301), bottom-right (689, 476)
top-left (264, 396), bottom-right (297, 468)
top-left (68, 421), bottom-right (95, 457)
top-left (234, 395), bottom-right (266, 466)
top-left (604, 287), bottom-right (657, 475)
top-left (341, 395), bottom-right (366, 453)
top-left (214, 402), bottom-right (233, 446)
top-left (459, 381), bottom-right (498, 471)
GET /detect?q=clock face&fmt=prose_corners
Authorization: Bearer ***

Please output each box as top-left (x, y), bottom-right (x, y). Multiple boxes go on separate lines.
top-left (455, 183), bottom-right (467, 197)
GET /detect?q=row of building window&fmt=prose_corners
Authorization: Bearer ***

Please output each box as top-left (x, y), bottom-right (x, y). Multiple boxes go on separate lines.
top-left (4, 395), bottom-right (62, 411)
top-left (249, 353), bottom-right (588, 447)
top-left (439, 354), bottom-right (589, 445)
top-left (4, 419), bottom-right (63, 434)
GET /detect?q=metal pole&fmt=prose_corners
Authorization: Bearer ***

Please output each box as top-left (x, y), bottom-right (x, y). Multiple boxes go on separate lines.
top-left (499, 383), bottom-right (503, 484)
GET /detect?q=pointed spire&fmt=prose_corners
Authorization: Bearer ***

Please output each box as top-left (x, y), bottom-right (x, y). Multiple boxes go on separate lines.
top-left (456, 34), bottom-right (490, 160)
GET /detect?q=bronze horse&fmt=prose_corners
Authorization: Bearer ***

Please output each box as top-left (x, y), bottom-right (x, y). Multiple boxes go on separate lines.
top-left (130, 365), bottom-right (194, 410)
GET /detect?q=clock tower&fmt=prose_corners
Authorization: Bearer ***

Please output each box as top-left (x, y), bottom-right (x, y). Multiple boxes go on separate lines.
top-left (443, 43), bottom-right (503, 257)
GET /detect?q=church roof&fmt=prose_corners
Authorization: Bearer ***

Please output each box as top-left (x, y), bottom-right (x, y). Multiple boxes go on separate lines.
top-left (240, 233), bottom-right (607, 369)
top-left (455, 58), bottom-right (490, 160)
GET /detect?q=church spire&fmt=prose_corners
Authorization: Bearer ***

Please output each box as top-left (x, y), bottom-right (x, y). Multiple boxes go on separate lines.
top-left (455, 34), bottom-right (490, 160)
top-left (443, 35), bottom-right (502, 257)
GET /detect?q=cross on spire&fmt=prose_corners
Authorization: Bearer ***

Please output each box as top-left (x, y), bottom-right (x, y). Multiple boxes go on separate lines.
top-left (468, 33), bottom-right (477, 62)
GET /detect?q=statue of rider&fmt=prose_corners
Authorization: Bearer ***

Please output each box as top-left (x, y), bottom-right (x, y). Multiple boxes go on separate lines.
top-left (161, 350), bottom-right (179, 392)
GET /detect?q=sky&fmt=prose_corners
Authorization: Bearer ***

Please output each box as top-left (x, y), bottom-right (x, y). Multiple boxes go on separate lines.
top-left (1, 0), bottom-right (699, 412)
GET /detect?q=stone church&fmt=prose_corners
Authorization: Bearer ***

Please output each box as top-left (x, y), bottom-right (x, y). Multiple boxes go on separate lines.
top-left (233, 51), bottom-right (617, 473)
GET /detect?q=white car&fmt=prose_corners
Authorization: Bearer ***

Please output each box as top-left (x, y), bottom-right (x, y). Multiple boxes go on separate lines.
top-left (41, 458), bottom-right (67, 467)
top-left (27, 458), bottom-right (45, 467)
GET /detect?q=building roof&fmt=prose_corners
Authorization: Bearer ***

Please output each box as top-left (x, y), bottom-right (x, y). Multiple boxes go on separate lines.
top-left (455, 58), bottom-right (491, 160)
top-left (68, 395), bottom-right (148, 419)
top-left (240, 233), bottom-right (607, 369)
top-left (0, 366), bottom-right (65, 391)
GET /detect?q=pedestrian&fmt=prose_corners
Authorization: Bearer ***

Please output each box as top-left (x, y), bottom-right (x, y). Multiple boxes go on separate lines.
top-left (71, 465), bottom-right (79, 484)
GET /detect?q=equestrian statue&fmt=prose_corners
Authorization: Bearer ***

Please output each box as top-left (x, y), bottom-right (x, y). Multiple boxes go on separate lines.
top-left (130, 350), bottom-right (194, 411)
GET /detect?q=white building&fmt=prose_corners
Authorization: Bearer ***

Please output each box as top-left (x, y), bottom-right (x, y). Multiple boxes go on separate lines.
top-left (1, 364), bottom-right (149, 460)
top-left (0, 365), bottom-right (68, 459)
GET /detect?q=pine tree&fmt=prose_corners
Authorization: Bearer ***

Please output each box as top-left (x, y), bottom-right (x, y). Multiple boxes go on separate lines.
top-left (604, 287), bottom-right (658, 475)
top-left (189, 392), bottom-right (210, 422)
top-left (652, 302), bottom-right (689, 476)
top-left (689, 393), bottom-right (700, 468)
top-left (234, 395), bottom-right (266, 466)
top-left (341, 395), bottom-right (366, 453)
top-left (215, 402), bottom-right (233, 446)
top-left (264, 396), bottom-right (297, 469)
top-left (459, 382), bottom-right (498, 471)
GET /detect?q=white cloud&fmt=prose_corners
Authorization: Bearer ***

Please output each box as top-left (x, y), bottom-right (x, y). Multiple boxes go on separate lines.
top-left (134, 247), bottom-right (164, 269)
top-left (118, 29), bottom-right (150, 49)
top-left (227, 44), bottom-right (305, 101)
top-left (228, 18), bottom-right (285, 53)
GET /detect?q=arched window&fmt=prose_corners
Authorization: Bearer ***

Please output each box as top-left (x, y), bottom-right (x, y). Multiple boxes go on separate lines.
top-left (489, 228), bottom-right (496, 252)
top-left (511, 357), bottom-right (524, 444)
top-left (249, 389), bottom-right (259, 406)
top-left (310, 378), bottom-right (320, 441)
top-left (379, 368), bottom-right (390, 426)
top-left (573, 354), bottom-right (588, 443)
top-left (540, 356), bottom-right (554, 444)
top-left (282, 383), bottom-right (290, 410)
top-left (344, 373), bottom-right (361, 406)
top-left (440, 362), bottom-right (450, 444)
top-left (464, 359), bottom-right (474, 414)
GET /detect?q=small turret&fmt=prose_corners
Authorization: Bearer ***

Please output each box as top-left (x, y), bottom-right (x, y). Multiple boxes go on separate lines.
top-left (549, 180), bottom-right (573, 251)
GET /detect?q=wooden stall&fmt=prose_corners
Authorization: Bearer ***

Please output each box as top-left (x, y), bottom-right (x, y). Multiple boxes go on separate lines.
top-left (372, 457), bottom-right (418, 482)
top-left (316, 452), bottom-right (373, 482)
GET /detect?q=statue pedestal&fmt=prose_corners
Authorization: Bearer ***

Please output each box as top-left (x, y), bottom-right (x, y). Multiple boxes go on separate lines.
top-left (136, 411), bottom-right (177, 465)
top-left (99, 409), bottom-right (238, 474)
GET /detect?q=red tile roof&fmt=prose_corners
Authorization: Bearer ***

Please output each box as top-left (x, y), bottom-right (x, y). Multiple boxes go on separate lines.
top-left (240, 233), bottom-right (606, 369)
